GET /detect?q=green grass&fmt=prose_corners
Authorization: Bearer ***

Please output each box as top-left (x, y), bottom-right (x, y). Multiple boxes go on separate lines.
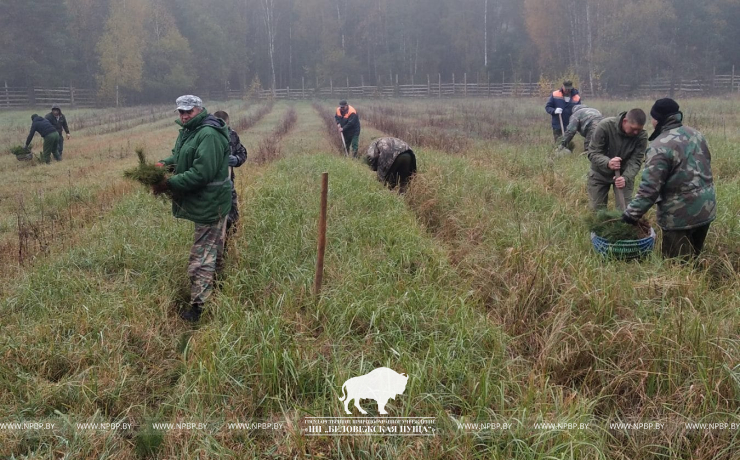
top-left (1, 98), bottom-right (739, 458)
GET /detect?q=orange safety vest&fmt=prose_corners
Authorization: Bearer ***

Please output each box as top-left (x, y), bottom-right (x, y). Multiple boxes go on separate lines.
top-left (552, 90), bottom-right (580, 103)
top-left (336, 105), bottom-right (357, 118)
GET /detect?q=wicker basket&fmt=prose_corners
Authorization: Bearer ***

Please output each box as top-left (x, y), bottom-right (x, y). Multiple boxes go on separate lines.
top-left (591, 227), bottom-right (656, 259)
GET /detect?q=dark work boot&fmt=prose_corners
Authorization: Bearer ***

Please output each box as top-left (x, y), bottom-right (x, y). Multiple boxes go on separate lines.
top-left (179, 303), bottom-right (203, 322)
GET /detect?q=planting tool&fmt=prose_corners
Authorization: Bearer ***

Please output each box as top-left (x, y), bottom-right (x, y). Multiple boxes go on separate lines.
top-left (614, 170), bottom-right (626, 210)
top-left (558, 112), bottom-right (565, 138)
top-left (338, 129), bottom-right (348, 157)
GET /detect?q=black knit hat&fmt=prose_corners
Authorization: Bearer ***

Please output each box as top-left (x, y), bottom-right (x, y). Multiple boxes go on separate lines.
top-left (650, 98), bottom-right (680, 123)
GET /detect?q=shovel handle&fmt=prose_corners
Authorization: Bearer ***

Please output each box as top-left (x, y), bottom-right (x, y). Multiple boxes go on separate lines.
top-left (614, 170), bottom-right (626, 210)
top-left (558, 112), bottom-right (565, 137)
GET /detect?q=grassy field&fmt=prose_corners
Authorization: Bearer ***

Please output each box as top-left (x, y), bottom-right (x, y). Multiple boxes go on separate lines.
top-left (0, 97), bottom-right (739, 459)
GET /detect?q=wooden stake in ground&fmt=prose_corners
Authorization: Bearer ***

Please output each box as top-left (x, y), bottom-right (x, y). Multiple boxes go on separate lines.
top-left (614, 170), bottom-right (626, 210)
top-left (313, 172), bottom-right (329, 297)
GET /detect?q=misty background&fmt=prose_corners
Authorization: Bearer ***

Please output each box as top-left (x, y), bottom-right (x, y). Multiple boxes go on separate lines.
top-left (1, 0), bottom-right (739, 104)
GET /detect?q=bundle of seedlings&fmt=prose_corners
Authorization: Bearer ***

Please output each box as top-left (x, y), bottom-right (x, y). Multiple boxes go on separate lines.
top-left (9, 145), bottom-right (33, 160)
top-left (123, 148), bottom-right (170, 194)
top-left (587, 210), bottom-right (651, 242)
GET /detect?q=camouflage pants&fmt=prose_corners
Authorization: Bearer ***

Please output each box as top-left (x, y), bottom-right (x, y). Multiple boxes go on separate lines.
top-left (661, 224), bottom-right (710, 259)
top-left (188, 217), bottom-right (227, 306)
top-left (587, 171), bottom-right (634, 211)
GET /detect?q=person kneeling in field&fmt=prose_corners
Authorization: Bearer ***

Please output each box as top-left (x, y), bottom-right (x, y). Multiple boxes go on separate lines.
top-left (622, 98), bottom-right (716, 260)
top-left (152, 95), bottom-right (232, 322)
top-left (365, 137), bottom-right (417, 193)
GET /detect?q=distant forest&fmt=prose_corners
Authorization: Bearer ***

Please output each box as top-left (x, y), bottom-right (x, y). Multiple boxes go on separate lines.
top-left (1, 0), bottom-right (739, 102)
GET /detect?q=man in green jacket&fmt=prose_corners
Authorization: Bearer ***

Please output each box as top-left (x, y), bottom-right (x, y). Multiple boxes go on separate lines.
top-left (586, 109), bottom-right (648, 211)
top-left (623, 98), bottom-right (716, 259)
top-left (154, 95), bottom-right (231, 322)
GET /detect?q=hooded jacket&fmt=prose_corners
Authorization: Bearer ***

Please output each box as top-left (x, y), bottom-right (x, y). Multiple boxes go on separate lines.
top-left (45, 111), bottom-right (70, 135)
top-left (26, 115), bottom-right (57, 146)
top-left (160, 109), bottom-right (232, 224)
top-left (625, 114), bottom-right (716, 230)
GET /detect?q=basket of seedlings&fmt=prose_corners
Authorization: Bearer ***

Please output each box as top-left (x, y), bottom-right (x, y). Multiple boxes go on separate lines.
top-left (9, 145), bottom-right (33, 161)
top-left (123, 148), bottom-right (171, 196)
top-left (588, 210), bottom-right (655, 259)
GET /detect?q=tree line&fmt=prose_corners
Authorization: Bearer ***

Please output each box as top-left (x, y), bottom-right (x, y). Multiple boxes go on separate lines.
top-left (1, 0), bottom-right (738, 104)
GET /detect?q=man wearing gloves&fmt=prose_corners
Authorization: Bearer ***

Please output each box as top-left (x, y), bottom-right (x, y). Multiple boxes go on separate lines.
top-left (545, 80), bottom-right (581, 142)
top-left (154, 95), bottom-right (231, 322)
top-left (622, 98), bottom-right (716, 259)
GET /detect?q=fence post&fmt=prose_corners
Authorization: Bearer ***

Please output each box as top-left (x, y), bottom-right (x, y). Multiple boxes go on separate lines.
top-left (464, 73), bottom-right (467, 97)
top-left (487, 72), bottom-right (491, 98)
top-left (452, 73), bottom-right (455, 95)
top-left (427, 74), bottom-right (431, 97)
top-left (330, 78), bottom-right (333, 97)
top-left (733, 65), bottom-right (736, 93)
top-left (4, 81), bottom-right (8, 108)
top-left (302, 77), bottom-right (305, 99)
top-left (395, 74), bottom-right (399, 97)
top-left (502, 71), bottom-right (505, 96)
top-left (70, 84), bottom-right (75, 106)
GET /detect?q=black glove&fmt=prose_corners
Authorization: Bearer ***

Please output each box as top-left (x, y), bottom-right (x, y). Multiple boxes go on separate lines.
top-left (622, 212), bottom-right (638, 226)
top-left (151, 178), bottom-right (169, 196)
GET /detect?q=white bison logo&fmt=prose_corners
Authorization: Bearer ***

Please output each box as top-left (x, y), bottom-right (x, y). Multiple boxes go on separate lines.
top-left (338, 367), bottom-right (409, 415)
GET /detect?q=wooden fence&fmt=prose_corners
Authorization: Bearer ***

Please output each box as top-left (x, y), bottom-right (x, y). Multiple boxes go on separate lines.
top-left (2, 68), bottom-right (739, 108)
top-left (1, 84), bottom-right (97, 108)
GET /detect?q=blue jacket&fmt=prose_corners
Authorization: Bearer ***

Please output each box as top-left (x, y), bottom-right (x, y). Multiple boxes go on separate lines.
top-left (26, 115), bottom-right (57, 147)
top-left (545, 88), bottom-right (581, 129)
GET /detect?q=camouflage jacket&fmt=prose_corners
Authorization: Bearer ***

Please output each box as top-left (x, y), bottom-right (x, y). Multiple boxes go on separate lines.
top-left (587, 112), bottom-right (648, 181)
top-left (227, 128), bottom-right (247, 181)
top-left (366, 137), bottom-right (414, 182)
top-left (561, 106), bottom-right (602, 148)
top-left (625, 115), bottom-right (716, 230)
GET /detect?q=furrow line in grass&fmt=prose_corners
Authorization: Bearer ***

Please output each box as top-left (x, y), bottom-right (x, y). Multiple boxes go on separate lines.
top-left (362, 112), bottom-right (740, 448)
top-left (312, 102), bottom-right (348, 155)
top-left (252, 106), bottom-right (297, 163)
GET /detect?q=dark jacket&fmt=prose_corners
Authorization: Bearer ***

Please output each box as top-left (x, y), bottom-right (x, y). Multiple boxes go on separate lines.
top-left (227, 128), bottom-right (247, 181)
top-left (545, 88), bottom-right (581, 129)
top-left (587, 112), bottom-right (648, 181)
top-left (45, 112), bottom-right (70, 135)
top-left (335, 105), bottom-right (361, 138)
top-left (625, 114), bottom-right (716, 230)
top-left (160, 109), bottom-right (232, 224)
top-left (26, 115), bottom-right (57, 146)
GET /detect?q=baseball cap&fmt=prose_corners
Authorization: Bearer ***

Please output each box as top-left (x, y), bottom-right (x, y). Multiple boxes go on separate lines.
top-left (339, 100), bottom-right (348, 107)
top-left (563, 80), bottom-right (573, 89)
top-left (176, 95), bottom-right (203, 111)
